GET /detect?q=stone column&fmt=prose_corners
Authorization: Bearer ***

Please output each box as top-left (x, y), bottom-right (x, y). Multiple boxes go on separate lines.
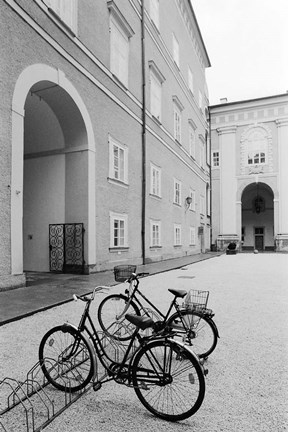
top-left (275, 118), bottom-right (288, 251)
top-left (215, 126), bottom-right (239, 250)
top-left (11, 105), bottom-right (25, 277)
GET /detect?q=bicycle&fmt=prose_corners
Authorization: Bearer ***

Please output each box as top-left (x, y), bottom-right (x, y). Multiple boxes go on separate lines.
top-left (97, 265), bottom-right (219, 359)
top-left (39, 286), bottom-right (207, 422)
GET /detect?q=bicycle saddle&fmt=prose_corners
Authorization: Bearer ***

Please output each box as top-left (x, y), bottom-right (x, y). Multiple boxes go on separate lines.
top-left (168, 289), bottom-right (187, 298)
top-left (125, 314), bottom-right (154, 330)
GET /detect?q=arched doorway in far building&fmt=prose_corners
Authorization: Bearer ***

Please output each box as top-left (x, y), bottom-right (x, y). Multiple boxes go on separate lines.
top-left (241, 182), bottom-right (274, 251)
top-left (11, 65), bottom-right (96, 276)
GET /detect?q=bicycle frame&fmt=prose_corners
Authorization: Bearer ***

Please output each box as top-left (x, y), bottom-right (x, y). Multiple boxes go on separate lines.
top-left (68, 289), bottom-right (177, 387)
top-left (118, 278), bottom-right (191, 332)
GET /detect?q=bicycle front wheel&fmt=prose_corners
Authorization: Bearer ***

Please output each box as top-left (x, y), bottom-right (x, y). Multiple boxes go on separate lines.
top-left (132, 339), bottom-right (205, 422)
top-left (98, 294), bottom-right (141, 341)
top-left (39, 325), bottom-right (94, 392)
top-left (167, 310), bottom-right (218, 359)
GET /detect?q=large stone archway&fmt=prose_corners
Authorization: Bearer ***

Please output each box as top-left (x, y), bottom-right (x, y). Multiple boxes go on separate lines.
top-left (240, 182), bottom-right (275, 251)
top-left (11, 64), bottom-right (96, 277)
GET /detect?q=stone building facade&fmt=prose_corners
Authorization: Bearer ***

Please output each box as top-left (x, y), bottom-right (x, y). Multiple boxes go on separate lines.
top-left (0, 0), bottom-right (210, 289)
top-left (210, 93), bottom-right (288, 252)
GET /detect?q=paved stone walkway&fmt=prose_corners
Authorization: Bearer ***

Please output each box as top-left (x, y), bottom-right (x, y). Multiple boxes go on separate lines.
top-left (0, 252), bottom-right (221, 325)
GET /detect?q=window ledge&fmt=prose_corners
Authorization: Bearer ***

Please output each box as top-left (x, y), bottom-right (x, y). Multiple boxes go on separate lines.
top-left (173, 245), bottom-right (182, 248)
top-left (150, 246), bottom-right (162, 250)
top-left (149, 193), bottom-right (161, 200)
top-left (108, 177), bottom-right (129, 188)
top-left (109, 247), bottom-right (129, 253)
top-left (152, 115), bottom-right (162, 125)
top-left (48, 8), bottom-right (76, 37)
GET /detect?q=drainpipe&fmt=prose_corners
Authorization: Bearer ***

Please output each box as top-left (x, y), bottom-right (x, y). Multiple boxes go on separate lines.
top-left (141, 0), bottom-right (146, 264)
top-left (208, 107), bottom-right (213, 251)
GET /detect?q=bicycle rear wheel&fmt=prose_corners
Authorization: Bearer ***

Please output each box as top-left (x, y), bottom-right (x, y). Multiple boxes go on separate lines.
top-left (132, 339), bottom-right (205, 421)
top-left (39, 325), bottom-right (94, 392)
top-left (98, 294), bottom-right (141, 341)
top-left (167, 310), bottom-right (218, 358)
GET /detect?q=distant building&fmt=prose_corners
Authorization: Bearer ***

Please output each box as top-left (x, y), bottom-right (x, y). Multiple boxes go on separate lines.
top-left (0, 0), bottom-right (210, 289)
top-left (210, 93), bottom-right (288, 252)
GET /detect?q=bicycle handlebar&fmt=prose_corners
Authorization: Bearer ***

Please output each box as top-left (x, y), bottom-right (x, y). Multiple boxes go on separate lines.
top-left (73, 285), bottom-right (110, 302)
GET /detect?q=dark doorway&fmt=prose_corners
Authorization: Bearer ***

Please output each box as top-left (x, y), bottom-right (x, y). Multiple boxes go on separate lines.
top-left (49, 223), bottom-right (85, 274)
top-left (254, 227), bottom-right (264, 251)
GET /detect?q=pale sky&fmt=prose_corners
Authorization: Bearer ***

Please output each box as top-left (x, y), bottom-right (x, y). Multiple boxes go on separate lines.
top-left (191, 0), bottom-right (288, 105)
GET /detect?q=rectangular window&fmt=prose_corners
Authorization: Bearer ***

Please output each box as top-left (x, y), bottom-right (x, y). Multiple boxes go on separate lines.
top-left (172, 33), bottom-right (179, 67)
top-left (150, 163), bottom-right (161, 197)
top-left (110, 212), bottom-right (128, 248)
top-left (150, 70), bottom-right (162, 121)
top-left (189, 124), bottom-right (196, 158)
top-left (149, 0), bottom-right (159, 28)
top-left (150, 220), bottom-right (161, 247)
top-left (198, 90), bottom-right (203, 111)
top-left (188, 67), bottom-right (194, 94)
top-left (174, 179), bottom-right (181, 206)
top-left (200, 195), bottom-right (205, 215)
top-left (200, 141), bottom-right (205, 168)
top-left (190, 227), bottom-right (196, 245)
top-left (173, 104), bottom-right (181, 143)
top-left (189, 189), bottom-right (196, 211)
top-left (174, 224), bottom-right (182, 246)
top-left (212, 151), bottom-right (220, 167)
top-left (45, 0), bottom-right (77, 31)
top-left (110, 17), bottom-right (129, 86)
top-left (109, 136), bottom-right (128, 184)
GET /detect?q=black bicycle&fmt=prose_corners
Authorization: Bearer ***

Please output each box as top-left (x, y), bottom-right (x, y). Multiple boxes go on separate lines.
top-left (98, 265), bottom-right (219, 359)
top-left (39, 287), bottom-right (206, 422)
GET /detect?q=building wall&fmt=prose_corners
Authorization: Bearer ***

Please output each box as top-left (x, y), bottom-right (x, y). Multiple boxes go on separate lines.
top-left (0, 0), bottom-right (211, 288)
top-left (210, 94), bottom-right (288, 252)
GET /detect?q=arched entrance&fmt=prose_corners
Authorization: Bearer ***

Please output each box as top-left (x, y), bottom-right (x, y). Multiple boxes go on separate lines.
top-left (241, 182), bottom-right (274, 251)
top-left (11, 65), bottom-right (96, 276)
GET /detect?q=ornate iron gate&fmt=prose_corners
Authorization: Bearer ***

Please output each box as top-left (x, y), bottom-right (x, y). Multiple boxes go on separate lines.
top-left (49, 223), bottom-right (85, 274)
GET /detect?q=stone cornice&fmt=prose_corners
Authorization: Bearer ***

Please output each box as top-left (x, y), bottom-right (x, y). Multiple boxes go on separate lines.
top-left (216, 126), bottom-right (237, 135)
top-left (276, 117), bottom-right (288, 127)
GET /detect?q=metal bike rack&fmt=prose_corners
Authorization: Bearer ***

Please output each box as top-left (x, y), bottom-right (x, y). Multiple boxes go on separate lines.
top-left (0, 360), bottom-right (89, 432)
top-left (0, 332), bottom-right (136, 431)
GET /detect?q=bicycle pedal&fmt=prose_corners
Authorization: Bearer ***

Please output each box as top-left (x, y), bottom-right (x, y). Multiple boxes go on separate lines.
top-left (93, 382), bottom-right (102, 391)
top-left (140, 382), bottom-right (150, 390)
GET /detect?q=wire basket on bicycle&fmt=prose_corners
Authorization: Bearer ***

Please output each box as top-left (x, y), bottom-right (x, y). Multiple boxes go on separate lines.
top-left (184, 289), bottom-right (209, 311)
top-left (114, 265), bottom-right (137, 282)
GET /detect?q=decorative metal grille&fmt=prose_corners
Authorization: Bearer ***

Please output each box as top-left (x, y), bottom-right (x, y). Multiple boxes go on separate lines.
top-left (49, 223), bottom-right (85, 274)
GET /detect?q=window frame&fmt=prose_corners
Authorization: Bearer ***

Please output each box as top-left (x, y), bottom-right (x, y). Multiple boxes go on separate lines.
top-left (108, 1), bottom-right (134, 88)
top-left (108, 135), bottom-right (128, 185)
top-left (188, 120), bottom-right (196, 159)
top-left (150, 219), bottom-right (161, 247)
top-left (173, 178), bottom-right (182, 206)
top-left (188, 66), bottom-right (194, 94)
top-left (212, 151), bottom-right (220, 167)
top-left (190, 226), bottom-right (196, 246)
top-left (149, 0), bottom-right (159, 29)
top-left (109, 212), bottom-right (128, 249)
top-left (45, 0), bottom-right (78, 32)
top-left (172, 33), bottom-right (180, 67)
top-left (149, 61), bottom-right (165, 122)
top-left (150, 163), bottom-right (161, 197)
top-left (189, 189), bottom-right (196, 211)
top-left (174, 224), bottom-right (182, 246)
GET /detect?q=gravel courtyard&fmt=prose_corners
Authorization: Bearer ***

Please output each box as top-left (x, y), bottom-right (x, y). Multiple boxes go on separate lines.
top-left (0, 253), bottom-right (287, 431)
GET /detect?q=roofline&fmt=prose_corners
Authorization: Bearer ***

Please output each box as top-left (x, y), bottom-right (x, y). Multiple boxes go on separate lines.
top-left (188, 1), bottom-right (211, 68)
top-left (209, 92), bottom-right (288, 110)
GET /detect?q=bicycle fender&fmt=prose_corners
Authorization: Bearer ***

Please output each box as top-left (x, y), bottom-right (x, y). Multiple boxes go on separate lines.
top-left (60, 322), bottom-right (98, 382)
top-left (167, 338), bottom-right (201, 363)
top-left (207, 318), bottom-right (220, 338)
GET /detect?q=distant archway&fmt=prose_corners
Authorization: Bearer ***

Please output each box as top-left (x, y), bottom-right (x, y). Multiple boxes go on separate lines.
top-left (241, 182), bottom-right (274, 251)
